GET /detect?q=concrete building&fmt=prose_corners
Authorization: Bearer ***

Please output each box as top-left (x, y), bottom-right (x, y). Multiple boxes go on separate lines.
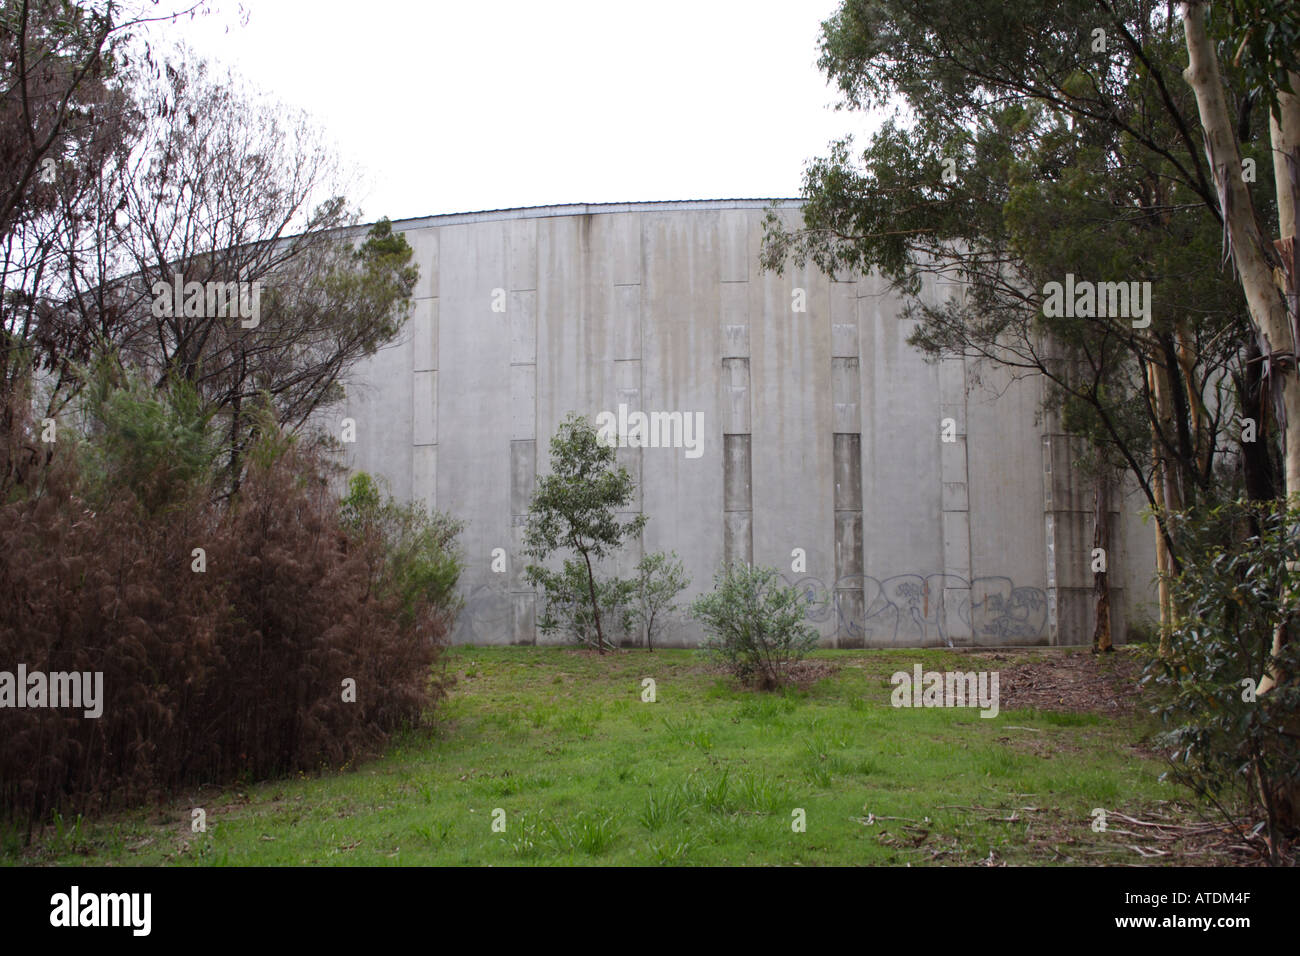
top-left (338, 199), bottom-right (1158, 648)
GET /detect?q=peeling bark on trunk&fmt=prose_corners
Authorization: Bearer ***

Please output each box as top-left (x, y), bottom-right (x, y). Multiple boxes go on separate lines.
top-left (1182, 9), bottom-right (1298, 495)
top-left (1261, 80), bottom-right (1300, 697)
top-left (1183, 5), bottom-right (1300, 826)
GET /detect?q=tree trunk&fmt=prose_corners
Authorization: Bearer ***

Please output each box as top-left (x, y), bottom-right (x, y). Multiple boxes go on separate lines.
top-left (1151, 356), bottom-right (1186, 515)
top-left (1175, 321), bottom-right (1212, 482)
top-left (1152, 469), bottom-right (1174, 657)
top-left (1148, 359), bottom-right (1180, 656)
top-left (582, 550), bottom-right (606, 654)
top-left (1240, 337), bottom-right (1279, 504)
top-left (1092, 472), bottom-right (1113, 653)
top-left (1183, 6), bottom-right (1300, 826)
top-left (1260, 75), bottom-right (1300, 697)
top-left (1182, 8), bottom-right (1299, 498)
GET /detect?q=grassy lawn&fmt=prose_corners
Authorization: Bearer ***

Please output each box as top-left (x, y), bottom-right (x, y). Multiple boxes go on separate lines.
top-left (6, 645), bottom-right (1212, 866)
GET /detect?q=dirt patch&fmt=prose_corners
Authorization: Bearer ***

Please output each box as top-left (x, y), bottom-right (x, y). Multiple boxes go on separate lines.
top-left (863, 799), bottom-right (1280, 866)
top-left (690, 658), bottom-right (841, 691)
top-left (783, 659), bottom-right (841, 688)
top-left (962, 648), bottom-right (1151, 717)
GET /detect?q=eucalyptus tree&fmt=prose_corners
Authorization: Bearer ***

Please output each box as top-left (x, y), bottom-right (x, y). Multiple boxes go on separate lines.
top-left (524, 413), bottom-right (647, 654)
top-left (762, 0), bottom-right (1278, 647)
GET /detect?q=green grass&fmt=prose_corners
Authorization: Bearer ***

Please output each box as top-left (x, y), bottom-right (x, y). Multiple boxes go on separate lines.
top-left (4, 646), bottom-right (1194, 866)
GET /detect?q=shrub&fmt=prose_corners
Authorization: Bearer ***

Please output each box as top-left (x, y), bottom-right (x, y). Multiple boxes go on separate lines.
top-left (628, 550), bottom-right (689, 651)
top-left (532, 558), bottom-right (634, 649)
top-left (0, 373), bottom-right (463, 836)
top-left (1149, 499), bottom-right (1300, 862)
top-left (73, 358), bottom-right (223, 516)
top-left (340, 471), bottom-right (465, 634)
top-left (691, 562), bottom-right (819, 690)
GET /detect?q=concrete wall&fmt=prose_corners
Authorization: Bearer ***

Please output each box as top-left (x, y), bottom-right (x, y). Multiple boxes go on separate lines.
top-left (337, 200), bottom-right (1157, 647)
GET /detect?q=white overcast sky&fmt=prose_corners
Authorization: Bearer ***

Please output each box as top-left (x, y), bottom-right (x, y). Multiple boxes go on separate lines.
top-left (158, 0), bottom-right (876, 223)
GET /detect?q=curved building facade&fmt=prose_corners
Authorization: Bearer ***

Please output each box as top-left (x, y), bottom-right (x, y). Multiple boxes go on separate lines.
top-left (338, 200), bottom-right (1157, 647)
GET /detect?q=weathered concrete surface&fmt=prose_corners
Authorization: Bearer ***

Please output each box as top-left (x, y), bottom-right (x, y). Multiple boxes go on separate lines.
top-left (338, 200), bottom-right (1158, 647)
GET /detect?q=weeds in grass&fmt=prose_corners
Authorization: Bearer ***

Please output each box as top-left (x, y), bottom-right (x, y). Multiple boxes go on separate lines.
top-left (804, 759), bottom-right (833, 788)
top-left (412, 821), bottom-right (452, 846)
top-left (739, 772), bottom-right (785, 814)
top-left (558, 705), bottom-right (602, 738)
top-left (978, 747), bottom-right (1020, 777)
top-left (49, 811), bottom-right (87, 856)
top-left (546, 812), bottom-right (619, 855)
top-left (507, 810), bottom-right (619, 857)
top-left (509, 815), bottom-right (545, 859)
top-left (648, 839), bottom-right (691, 864)
top-left (662, 716), bottom-right (713, 751)
top-left (495, 773), bottom-right (526, 796)
top-left (490, 709), bottom-right (522, 733)
top-left (736, 695), bottom-right (785, 721)
top-left (639, 788), bottom-right (687, 831)
top-left (686, 769), bottom-right (733, 813)
top-left (801, 731), bottom-right (855, 788)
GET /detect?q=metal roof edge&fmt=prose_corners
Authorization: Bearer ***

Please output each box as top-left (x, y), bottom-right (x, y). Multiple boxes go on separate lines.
top-left (383, 198), bottom-right (805, 230)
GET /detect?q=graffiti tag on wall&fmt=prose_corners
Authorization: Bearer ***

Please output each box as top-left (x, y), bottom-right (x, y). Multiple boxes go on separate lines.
top-left (783, 573), bottom-right (1047, 646)
top-left (454, 573), bottom-right (1048, 646)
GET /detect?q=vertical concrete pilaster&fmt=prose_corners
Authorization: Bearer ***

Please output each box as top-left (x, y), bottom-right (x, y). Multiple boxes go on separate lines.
top-left (719, 213), bottom-right (752, 569)
top-left (939, 356), bottom-right (972, 644)
top-left (508, 219), bottom-right (538, 644)
top-left (832, 277), bottom-right (864, 646)
top-left (411, 231), bottom-right (439, 515)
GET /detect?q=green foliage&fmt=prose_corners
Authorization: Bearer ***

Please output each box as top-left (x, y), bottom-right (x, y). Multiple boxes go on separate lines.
top-left (0, 388), bottom-right (454, 830)
top-left (638, 787), bottom-right (687, 831)
top-left (762, 0), bottom-right (1271, 527)
top-left (339, 471), bottom-right (383, 524)
top-left (628, 550), bottom-right (689, 650)
top-left (1150, 499), bottom-right (1300, 860)
top-left (533, 558), bottom-right (634, 649)
top-left (524, 413), bottom-right (647, 651)
top-left (74, 357), bottom-right (222, 514)
top-left (691, 562), bottom-right (820, 690)
top-left (316, 217), bottom-right (420, 360)
top-left (340, 471), bottom-right (465, 631)
top-left (1207, 0), bottom-right (1300, 116)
